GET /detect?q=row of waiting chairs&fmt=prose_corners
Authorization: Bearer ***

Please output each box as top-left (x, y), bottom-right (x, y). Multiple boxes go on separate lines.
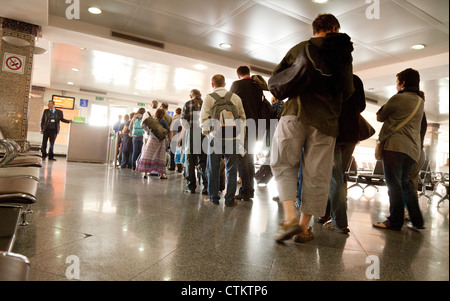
top-left (0, 138), bottom-right (42, 281)
top-left (347, 158), bottom-right (385, 192)
top-left (346, 156), bottom-right (448, 207)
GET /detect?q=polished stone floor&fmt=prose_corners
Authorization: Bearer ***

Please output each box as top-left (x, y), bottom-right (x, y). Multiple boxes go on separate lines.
top-left (12, 158), bottom-right (449, 281)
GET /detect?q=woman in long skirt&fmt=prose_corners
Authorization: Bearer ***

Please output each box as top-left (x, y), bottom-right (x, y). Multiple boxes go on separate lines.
top-left (136, 109), bottom-right (170, 179)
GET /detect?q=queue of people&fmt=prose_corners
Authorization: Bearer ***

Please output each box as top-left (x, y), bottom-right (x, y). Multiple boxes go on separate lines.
top-left (105, 13), bottom-right (427, 245)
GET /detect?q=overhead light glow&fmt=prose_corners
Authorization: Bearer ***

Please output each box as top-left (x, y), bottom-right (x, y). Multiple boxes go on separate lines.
top-left (72, 68), bottom-right (80, 72)
top-left (194, 64), bottom-right (207, 70)
top-left (88, 7), bottom-right (102, 14)
top-left (312, 0), bottom-right (328, 3)
top-left (411, 44), bottom-right (426, 50)
top-left (219, 43), bottom-right (232, 49)
top-left (67, 82), bottom-right (74, 85)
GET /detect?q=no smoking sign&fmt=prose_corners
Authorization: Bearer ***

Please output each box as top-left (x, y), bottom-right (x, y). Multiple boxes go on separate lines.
top-left (2, 53), bottom-right (26, 74)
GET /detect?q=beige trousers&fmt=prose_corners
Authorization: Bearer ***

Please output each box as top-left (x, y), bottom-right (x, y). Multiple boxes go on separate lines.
top-left (270, 115), bottom-right (336, 216)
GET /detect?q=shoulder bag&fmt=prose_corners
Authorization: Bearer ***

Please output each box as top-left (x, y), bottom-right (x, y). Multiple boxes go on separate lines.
top-left (374, 98), bottom-right (422, 160)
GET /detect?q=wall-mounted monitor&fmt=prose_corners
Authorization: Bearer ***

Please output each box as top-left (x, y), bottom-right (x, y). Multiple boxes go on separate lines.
top-left (52, 95), bottom-right (75, 110)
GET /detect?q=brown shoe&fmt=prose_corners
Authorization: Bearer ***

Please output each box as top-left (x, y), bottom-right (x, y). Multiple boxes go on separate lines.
top-left (293, 227), bottom-right (314, 243)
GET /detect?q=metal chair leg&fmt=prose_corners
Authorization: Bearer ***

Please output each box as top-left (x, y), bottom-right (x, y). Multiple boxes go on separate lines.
top-left (19, 211), bottom-right (28, 226)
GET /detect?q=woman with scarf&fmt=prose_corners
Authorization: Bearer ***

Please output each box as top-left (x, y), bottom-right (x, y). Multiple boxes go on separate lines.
top-left (136, 108), bottom-right (170, 179)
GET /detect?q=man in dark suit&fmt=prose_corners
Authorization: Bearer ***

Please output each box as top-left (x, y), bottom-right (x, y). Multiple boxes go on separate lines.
top-left (230, 66), bottom-right (265, 201)
top-left (40, 100), bottom-right (72, 160)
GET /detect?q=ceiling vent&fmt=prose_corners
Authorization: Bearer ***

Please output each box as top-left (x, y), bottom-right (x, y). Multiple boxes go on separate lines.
top-left (80, 87), bottom-right (107, 95)
top-left (111, 31), bottom-right (165, 49)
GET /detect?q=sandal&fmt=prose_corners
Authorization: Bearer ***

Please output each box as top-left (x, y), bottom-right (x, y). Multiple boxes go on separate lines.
top-left (373, 220), bottom-right (401, 231)
top-left (322, 220), bottom-right (350, 234)
top-left (293, 227), bottom-right (314, 243)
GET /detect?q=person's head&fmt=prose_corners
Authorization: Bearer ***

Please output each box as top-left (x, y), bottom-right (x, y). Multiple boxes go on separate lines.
top-left (130, 112), bottom-right (135, 119)
top-left (237, 66), bottom-right (251, 79)
top-left (155, 108), bottom-right (165, 119)
top-left (118, 115), bottom-right (122, 120)
top-left (312, 14), bottom-right (340, 36)
top-left (123, 114), bottom-right (130, 121)
top-left (175, 108), bottom-right (182, 115)
top-left (396, 68), bottom-right (420, 92)
top-left (211, 74), bottom-right (226, 89)
top-left (152, 100), bottom-right (158, 109)
top-left (48, 100), bottom-right (55, 109)
top-left (160, 102), bottom-right (169, 111)
top-left (190, 89), bottom-right (201, 99)
top-left (136, 108), bottom-right (146, 117)
top-left (271, 96), bottom-right (279, 104)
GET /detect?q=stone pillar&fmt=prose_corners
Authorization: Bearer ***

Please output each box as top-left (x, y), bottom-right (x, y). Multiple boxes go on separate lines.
top-left (0, 17), bottom-right (41, 145)
top-left (424, 123), bottom-right (440, 171)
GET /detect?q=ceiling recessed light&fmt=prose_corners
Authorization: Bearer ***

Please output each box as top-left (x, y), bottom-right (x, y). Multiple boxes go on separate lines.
top-left (219, 43), bottom-right (232, 49)
top-left (88, 7), bottom-right (102, 14)
top-left (71, 68), bottom-right (80, 72)
top-left (411, 44), bottom-right (426, 50)
top-left (312, 0), bottom-right (328, 3)
top-left (194, 64), bottom-right (207, 70)
top-left (67, 82), bottom-right (74, 85)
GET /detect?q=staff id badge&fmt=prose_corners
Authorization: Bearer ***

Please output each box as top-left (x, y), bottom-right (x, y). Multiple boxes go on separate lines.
top-left (51, 119), bottom-right (56, 122)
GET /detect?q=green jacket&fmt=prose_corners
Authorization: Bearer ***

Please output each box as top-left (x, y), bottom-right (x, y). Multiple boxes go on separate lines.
top-left (272, 33), bottom-right (354, 137)
top-left (377, 91), bottom-right (424, 163)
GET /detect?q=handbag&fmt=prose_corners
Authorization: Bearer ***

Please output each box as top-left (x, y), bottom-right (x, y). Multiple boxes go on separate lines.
top-left (375, 97), bottom-right (422, 160)
top-left (358, 115), bottom-right (376, 141)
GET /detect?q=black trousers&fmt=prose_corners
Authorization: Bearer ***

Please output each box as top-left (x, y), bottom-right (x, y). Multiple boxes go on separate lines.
top-left (41, 129), bottom-right (57, 159)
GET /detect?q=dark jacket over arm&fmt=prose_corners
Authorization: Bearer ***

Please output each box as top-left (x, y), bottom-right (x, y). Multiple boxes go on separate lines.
top-left (337, 74), bottom-right (366, 143)
top-left (272, 33), bottom-right (354, 137)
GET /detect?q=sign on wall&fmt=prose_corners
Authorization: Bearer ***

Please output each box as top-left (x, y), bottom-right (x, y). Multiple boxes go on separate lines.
top-left (80, 99), bottom-right (89, 107)
top-left (2, 53), bottom-right (26, 74)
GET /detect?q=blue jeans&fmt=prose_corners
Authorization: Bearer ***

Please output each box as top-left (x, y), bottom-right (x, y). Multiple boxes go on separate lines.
top-left (132, 136), bottom-right (143, 170)
top-left (328, 142), bottom-right (356, 228)
top-left (383, 150), bottom-right (424, 229)
top-left (206, 138), bottom-right (238, 205)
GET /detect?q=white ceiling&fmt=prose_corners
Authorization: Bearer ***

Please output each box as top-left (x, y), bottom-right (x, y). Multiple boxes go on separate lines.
top-left (1, 0), bottom-right (449, 138)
